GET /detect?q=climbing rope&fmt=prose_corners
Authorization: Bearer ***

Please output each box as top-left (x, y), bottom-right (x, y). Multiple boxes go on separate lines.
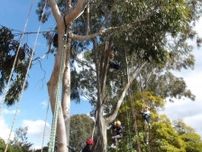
top-left (4, 0), bottom-right (48, 151)
top-left (0, 0), bottom-right (34, 104)
top-left (40, 102), bottom-right (50, 152)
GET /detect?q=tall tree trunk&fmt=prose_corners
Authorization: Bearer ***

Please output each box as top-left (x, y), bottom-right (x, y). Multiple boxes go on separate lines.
top-left (48, 32), bottom-right (68, 152)
top-left (94, 107), bottom-right (108, 152)
top-left (131, 106), bottom-right (141, 152)
top-left (48, 0), bottom-right (95, 152)
top-left (93, 45), bottom-right (109, 152)
top-left (62, 37), bottom-right (71, 151)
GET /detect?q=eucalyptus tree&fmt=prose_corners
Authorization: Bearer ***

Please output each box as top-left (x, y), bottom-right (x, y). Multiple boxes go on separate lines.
top-left (117, 93), bottom-right (202, 152)
top-left (82, 0), bottom-right (201, 151)
top-left (0, 26), bottom-right (32, 105)
top-left (36, 1), bottom-right (107, 151)
top-left (174, 120), bottom-right (202, 152)
top-left (36, 0), bottom-right (202, 152)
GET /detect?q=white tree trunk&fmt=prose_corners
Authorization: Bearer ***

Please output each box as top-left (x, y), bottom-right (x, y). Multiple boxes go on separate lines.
top-left (62, 43), bottom-right (71, 151)
top-left (94, 107), bottom-right (108, 152)
top-left (48, 31), bottom-right (68, 152)
top-left (48, 0), bottom-right (88, 151)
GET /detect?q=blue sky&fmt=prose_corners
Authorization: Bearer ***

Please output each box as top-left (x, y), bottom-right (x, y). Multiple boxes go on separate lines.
top-left (0, 0), bottom-right (202, 150)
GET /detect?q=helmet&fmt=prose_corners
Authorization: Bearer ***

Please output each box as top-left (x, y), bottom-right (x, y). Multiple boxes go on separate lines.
top-left (86, 137), bottom-right (94, 145)
top-left (116, 120), bottom-right (121, 126)
top-left (114, 120), bottom-right (121, 127)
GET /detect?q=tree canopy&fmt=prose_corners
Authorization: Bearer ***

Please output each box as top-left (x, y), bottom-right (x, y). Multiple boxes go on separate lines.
top-left (0, 26), bottom-right (32, 105)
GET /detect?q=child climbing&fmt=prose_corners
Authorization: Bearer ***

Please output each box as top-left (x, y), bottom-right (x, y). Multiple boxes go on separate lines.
top-left (110, 120), bottom-right (123, 148)
top-left (141, 106), bottom-right (151, 125)
top-left (141, 106), bottom-right (151, 145)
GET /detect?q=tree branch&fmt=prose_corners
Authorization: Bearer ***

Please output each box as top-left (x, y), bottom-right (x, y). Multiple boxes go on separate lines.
top-left (67, 0), bottom-right (72, 8)
top-left (69, 18), bottom-right (147, 41)
top-left (48, 0), bottom-right (63, 25)
top-left (69, 11), bottom-right (157, 41)
top-left (66, 0), bottom-right (88, 23)
top-left (105, 62), bottom-right (147, 124)
top-left (69, 27), bottom-right (108, 40)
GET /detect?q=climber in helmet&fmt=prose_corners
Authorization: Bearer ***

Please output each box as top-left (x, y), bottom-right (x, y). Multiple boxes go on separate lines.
top-left (110, 120), bottom-right (123, 148)
top-left (82, 137), bottom-right (94, 152)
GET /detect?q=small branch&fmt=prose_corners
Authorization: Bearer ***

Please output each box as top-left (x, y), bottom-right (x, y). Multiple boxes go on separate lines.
top-left (69, 27), bottom-right (107, 40)
top-left (48, 0), bottom-right (63, 25)
top-left (66, 0), bottom-right (88, 23)
top-left (68, 0), bottom-right (72, 8)
top-left (14, 30), bottom-right (55, 36)
top-left (86, 2), bottom-right (90, 35)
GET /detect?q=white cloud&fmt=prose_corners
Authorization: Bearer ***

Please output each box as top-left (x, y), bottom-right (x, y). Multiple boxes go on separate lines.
top-left (2, 109), bottom-right (21, 115)
top-left (22, 119), bottom-right (50, 136)
top-left (22, 119), bottom-right (50, 149)
top-left (163, 100), bottom-right (202, 137)
top-left (0, 107), bottom-right (20, 142)
top-left (0, 116), bottom-right (14, 142)
top-left (183, 114), bottom-right (202, 136)
top-left (164, 99), bottom-right (202, 119)
top-left (163, 17), bottom-right (202, 137)
top-left (40, 100), bottom-right (49, 109)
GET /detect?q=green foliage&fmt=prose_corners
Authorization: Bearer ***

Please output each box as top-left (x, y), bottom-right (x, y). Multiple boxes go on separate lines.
top-left (35, 0), bottom-right (202, 106)
top-left (34, 0), bottom-right (202, 151)
top-left (0, 131), bottom-right (32, 152)
top-left (116, 92), bottom-right (202, 152)
top-left (151, 116), bottom-right (186, 152)
top-left (9, 127), bottom-right (32, 152)
top-left (0, 26), bottom-right (32, 105)
top-left (0, 138), bottom-right (5, 152)
top-left (174, 121), bottom-right (202, 152)
top-left (69, 114), bottom-right (94, 151)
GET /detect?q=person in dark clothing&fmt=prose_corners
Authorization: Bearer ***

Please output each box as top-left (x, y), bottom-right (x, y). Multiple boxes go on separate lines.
top-left (82, 137), bottom-right (94, 152)
top-left (109, 61), bottom-right (121, 70)
top-left (111, 120), bottom-right (123, 148)
top-left (109, 50), bottom-right (120, 70)
top-left (141, 106), bottom-right (151, 124)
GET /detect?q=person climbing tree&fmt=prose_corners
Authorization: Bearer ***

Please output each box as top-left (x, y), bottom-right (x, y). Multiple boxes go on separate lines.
top-left (141, 106), bottom-right (151, 145)
top-left (141, 106), bottom-right (151, 125)
top-left (109, 49), bottom-right (120, 70)
top-left (82, 137), bottom-right (94, 152)
top-left (110, 120), bottom-right (123, 148)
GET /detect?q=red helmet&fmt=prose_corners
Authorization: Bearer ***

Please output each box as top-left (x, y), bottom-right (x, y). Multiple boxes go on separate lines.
top-left (86, 137), bottom-right (94, 145)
